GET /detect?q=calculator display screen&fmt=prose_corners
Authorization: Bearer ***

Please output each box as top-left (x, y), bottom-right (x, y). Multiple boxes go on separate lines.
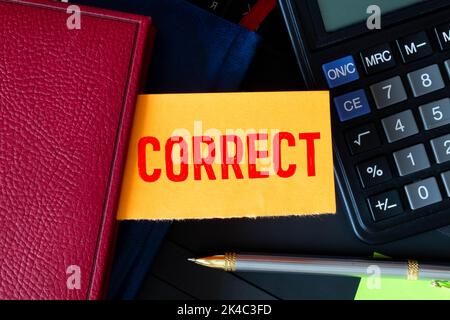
top-left (317, 0), bottom-right (425, 32)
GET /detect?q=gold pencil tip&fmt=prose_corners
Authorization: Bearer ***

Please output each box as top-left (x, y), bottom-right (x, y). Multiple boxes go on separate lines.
top-left (186, 255), bottom-right (228, 270)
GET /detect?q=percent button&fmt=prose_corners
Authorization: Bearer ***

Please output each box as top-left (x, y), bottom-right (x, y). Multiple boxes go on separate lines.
top-left (357, 157), bottom-right (392, 188)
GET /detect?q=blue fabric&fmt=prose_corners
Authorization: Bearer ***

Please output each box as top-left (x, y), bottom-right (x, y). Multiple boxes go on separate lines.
top-left (75, 0), bottom-right (261, 299)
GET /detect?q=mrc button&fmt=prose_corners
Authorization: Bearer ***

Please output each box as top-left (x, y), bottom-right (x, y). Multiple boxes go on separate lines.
top-left (322, 55), bottom-right (359, 88)
top-left (360, 43), bottom-right (396, 75)
top-left (334, 89), bottom-right (371, 122)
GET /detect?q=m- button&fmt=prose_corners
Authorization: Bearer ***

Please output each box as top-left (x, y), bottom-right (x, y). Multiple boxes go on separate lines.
top-left (397, 31), bottom-right (433, 63)
top-left (360, 43), bottom-right (396, 75)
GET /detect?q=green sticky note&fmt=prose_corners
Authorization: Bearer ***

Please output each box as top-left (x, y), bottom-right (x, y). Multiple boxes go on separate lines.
top-left (355, 253), bottom-right (450, 300)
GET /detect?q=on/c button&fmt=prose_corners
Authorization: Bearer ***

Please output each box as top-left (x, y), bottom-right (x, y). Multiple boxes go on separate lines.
top-left (322, 55), bottom-right (359, 88)
top-left (334, 89), bottom-right (371, 122)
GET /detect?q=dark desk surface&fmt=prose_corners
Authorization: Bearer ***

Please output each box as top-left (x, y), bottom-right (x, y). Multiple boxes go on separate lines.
top-left (138, 196), bottom-right (450, 300)
top-left (137, 5), bottom-right (450, 300)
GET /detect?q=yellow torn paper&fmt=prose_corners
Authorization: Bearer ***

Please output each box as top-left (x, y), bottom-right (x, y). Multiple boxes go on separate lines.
top-left (117, 92), bottom-right (335, 220)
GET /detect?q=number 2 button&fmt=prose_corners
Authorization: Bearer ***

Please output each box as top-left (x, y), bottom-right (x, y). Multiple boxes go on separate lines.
top-left (381, 110), bottom-right (419, 143)
top-left (431, 133), bottom-right (450, 164)
top-left (334, 89), bottom-right (371, 122)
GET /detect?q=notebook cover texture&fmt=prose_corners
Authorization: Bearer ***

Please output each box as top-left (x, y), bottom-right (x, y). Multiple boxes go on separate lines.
top-left (0, 0), bottom-right (152, 299)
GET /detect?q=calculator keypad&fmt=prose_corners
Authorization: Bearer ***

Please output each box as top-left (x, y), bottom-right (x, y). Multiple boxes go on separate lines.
top-left (322, 21), bottom-right (450, 227)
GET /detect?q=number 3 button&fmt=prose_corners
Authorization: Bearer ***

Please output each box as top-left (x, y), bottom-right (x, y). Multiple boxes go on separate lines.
top-left (381, 110), bottom-right (419, 143)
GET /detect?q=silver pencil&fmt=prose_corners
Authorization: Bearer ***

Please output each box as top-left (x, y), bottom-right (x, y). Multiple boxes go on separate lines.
top-left (188, 252), bottom-right (450, 283)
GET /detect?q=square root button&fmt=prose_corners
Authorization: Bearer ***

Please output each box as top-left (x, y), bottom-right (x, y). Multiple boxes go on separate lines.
top-left (356, 157), bottom-right (392, 188)
top-left (334, 89), bottom-right (371, 122)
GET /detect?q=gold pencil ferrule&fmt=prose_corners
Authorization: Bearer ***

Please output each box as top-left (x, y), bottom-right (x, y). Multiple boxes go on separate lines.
top-left (407, 260), bottom-right (419, 280)
top-left (224, 252), bottom-right (236, 272)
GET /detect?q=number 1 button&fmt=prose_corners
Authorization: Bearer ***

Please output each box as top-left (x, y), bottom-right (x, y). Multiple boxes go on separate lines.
top-left (368, 190), bottom-right (403, 222)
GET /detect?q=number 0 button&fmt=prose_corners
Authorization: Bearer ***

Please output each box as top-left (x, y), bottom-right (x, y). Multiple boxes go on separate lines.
top-left (381, 110), bottom-right (419, 143)
top-left (405, 177), bottom-right (442, 210)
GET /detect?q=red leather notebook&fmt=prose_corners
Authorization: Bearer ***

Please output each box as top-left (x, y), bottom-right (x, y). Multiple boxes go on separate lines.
top-left (0, 0), bottom-right (152, 299)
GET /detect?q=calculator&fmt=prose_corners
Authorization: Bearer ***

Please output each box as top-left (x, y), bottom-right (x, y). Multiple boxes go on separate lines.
top-left (279, 0), bottom-right (450, 243)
